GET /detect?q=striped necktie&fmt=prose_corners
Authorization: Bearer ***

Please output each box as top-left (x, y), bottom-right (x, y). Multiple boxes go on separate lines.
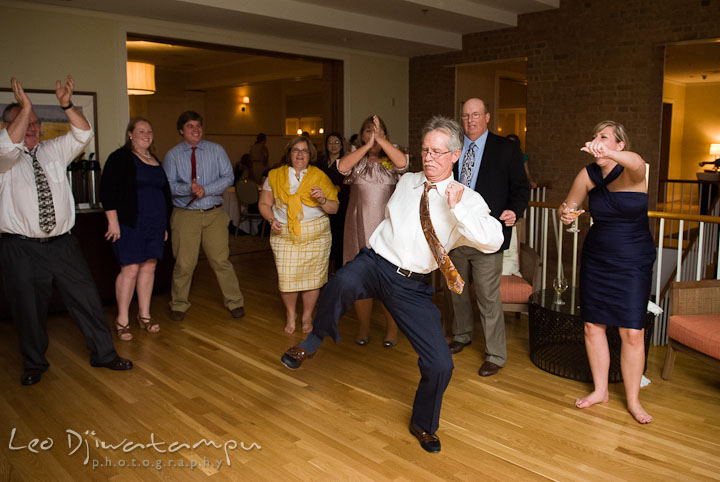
top-left (29, 147), bottom-right (56, 233)
top-left (420, 182), bottom-right (464, 294)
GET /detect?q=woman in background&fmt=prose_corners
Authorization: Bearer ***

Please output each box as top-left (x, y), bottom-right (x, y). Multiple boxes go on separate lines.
top-left (319, 132), bottom-right (349, 273)
top-left (339, 115), bottom-right (407, 347)
top-left (559, 120), bottom-right (655, 424)
top-left (101, 117), bottom-right (171, 341)
top-left (259, 136), bottom-right (339, 334)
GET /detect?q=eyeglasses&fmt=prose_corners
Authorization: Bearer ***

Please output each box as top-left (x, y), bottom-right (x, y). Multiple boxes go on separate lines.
top-left (327, 140), bottom-right (341, 145)
top-left (421, 148), bottom-right (452, 159)
top-left (27, 122), bottom-right (40, 129)
top-left (291, 148), bottom-right (310, 155)
top-left (461, 112), bottom-right (485, 120)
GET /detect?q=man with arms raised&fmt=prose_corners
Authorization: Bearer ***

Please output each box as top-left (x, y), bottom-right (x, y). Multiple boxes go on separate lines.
top-left (279, 116), bottom-right (503, 453)
top-left (0, 76), bottom-right (132, 386)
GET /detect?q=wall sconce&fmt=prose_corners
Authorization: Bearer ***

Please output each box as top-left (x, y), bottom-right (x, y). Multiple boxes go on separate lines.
top-left (126, 62), bottom-right (156, 95)
top-left (296, 129), bottom-right (302, 135)
top-left (239, 95), bottom-right (250, 113)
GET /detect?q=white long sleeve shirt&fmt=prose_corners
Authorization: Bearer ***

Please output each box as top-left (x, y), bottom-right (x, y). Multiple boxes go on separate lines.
top-left (0, 126), bottom-right (92, 237)
top-left (369, 171), bottom-right (504, 274)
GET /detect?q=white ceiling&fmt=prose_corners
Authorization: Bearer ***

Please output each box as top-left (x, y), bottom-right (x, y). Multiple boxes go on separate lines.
top-left (19, 0), bottom-right (560, 57)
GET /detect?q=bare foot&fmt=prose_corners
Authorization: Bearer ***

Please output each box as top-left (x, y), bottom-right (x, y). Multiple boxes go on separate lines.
top-left (628, 402), bottom-right (653, 424)
top-left (301, 317), bottom-right (313, 334)
top-left (284, 313), bottom-right (296, 334)
top-left (575, 390), bottom-right (609, 409)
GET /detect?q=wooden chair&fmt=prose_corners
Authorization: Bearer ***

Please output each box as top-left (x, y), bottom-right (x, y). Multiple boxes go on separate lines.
top-left (661, 279), bottom-right (720, 380)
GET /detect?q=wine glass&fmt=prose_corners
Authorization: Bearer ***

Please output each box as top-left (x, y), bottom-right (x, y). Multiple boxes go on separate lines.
top-left (553, 277), bottom-right (569, 305)
top-left (566, 202), bottom-right (582, 233)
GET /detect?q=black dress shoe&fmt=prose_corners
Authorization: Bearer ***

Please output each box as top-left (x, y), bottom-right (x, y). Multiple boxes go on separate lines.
top-left (91, 356), bottom-right (133, 371)
top-left (448, 340), bottom-right (471, 354)
top-left (21, 369), bottom-right (44, 386)
top-left (478, 360), bottom-right (501, 377)
top-left (230, 307), bottom-right (245, 319)
top-left (409, 423), bottom-right (441, 453)
top-left (280, 346), bottom-right (315, 370)
top-left (355, 338), bottom-right (369, 346)
top-left (382, 339), bottom-right (398, 348)
top-left (169, 310), bottom-right (185, 322)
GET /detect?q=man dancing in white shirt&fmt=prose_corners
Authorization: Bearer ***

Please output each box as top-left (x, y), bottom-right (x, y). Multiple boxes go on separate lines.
top-left (0, 77), bottom-right (132, 386)
top-left (280, 116), bottom-right (503, 453)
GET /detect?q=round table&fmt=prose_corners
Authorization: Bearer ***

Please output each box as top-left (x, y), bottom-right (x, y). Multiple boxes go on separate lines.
top-left (528, 288), bottom-right (654, 383)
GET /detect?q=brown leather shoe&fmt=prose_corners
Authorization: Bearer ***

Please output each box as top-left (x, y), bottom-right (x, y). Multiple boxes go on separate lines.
top-left (448, 340), bottom-right (471, 354)
top-left (280, 346), bottom-right (315, 370)
top-left (230, 307), bottom-right (245, 319)
top-left (478, 360), bottom-right (501, 377)
top-left (409, 423), bottom-right (441, 453)
top-left (169, 310), bottom-right (185, 322)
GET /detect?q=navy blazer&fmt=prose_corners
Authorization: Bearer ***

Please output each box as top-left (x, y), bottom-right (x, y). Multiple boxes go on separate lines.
top-left (453, 132), bottom-right (529, 251)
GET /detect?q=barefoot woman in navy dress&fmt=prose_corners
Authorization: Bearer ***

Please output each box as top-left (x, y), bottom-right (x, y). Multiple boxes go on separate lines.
top-left (559, 121), bottom-right (655, 424)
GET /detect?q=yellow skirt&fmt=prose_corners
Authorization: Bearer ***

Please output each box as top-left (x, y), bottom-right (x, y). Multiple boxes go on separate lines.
top-left (270, 216), bottom-right (331, 292)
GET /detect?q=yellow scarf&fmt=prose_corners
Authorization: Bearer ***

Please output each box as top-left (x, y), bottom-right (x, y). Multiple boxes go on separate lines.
top-left (268, 165), bottom-right (338, 236)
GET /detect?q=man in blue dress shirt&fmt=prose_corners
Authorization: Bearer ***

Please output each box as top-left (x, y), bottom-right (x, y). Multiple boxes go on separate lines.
top-left (163, 111), bottom-right (245, 321)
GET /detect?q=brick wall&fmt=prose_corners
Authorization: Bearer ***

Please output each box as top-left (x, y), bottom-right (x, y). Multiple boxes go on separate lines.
top-left (410, 0), bottom-right (720, 205)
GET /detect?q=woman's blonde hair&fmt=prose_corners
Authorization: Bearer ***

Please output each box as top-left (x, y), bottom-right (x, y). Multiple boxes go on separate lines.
top-left (592, 120), bottom-right (630, 151)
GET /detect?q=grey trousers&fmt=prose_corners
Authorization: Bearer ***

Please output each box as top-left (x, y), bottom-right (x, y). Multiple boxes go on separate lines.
top-left (448, 246), bottom-right (506, 366)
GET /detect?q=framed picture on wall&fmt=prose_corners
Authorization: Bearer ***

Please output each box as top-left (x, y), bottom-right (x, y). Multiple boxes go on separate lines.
top-left (0, 88), bottom-right (98, 160)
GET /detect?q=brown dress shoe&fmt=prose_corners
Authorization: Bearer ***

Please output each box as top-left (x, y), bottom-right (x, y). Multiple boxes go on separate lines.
top-left (280, 346), bottom-right (315, 370)
top-left (478, 360), bottom-right (501, 377)
top-left (169, 310), bottom-right (185, 322)
top-left (409, 423), bottom-right (441, 453)
top-left (230, 307), bottom-right (245, 319)
top-left (448, 340), bottom-right (471, 354)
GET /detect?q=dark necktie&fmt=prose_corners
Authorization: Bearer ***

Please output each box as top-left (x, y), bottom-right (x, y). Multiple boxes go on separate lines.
top-left (420, 182), bottom-right (464, 294)
top-left (186, 146), bottom-right (198, 207)
top-left (29, 148), bottom-right (56, 233)
top-left (459, 143), bottom-right (475, 187)
top-left (191, 146), bottom-right (197, 182)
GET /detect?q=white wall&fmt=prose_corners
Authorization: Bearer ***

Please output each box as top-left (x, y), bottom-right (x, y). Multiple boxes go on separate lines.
top-left (0, 1), bottom-right (409, 163)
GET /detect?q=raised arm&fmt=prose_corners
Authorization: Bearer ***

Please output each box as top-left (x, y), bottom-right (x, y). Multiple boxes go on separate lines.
top-left (371, 116), bottom-right (407, 170)
top-left (581, 138), bottom-right (645, 184)
top-left (56, 75), bottom-right (90, 131)
top-left (5, 77), bottom-right (33, 144)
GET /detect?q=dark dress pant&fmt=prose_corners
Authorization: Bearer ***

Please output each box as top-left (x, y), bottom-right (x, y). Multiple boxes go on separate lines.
top-left (0, 234), bottom-right (118, 371)
top-left (312, 247), bottom-right (453, 433)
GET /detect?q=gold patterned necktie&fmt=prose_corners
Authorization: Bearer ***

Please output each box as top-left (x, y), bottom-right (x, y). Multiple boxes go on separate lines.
top-left (29, 147), bottom-right (56, 233)
top-left (420, 182), bottom-right (464, 294)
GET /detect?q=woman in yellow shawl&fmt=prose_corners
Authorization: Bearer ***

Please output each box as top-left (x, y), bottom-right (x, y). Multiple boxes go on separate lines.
top-left (259, 136), bottom-right (339, 334)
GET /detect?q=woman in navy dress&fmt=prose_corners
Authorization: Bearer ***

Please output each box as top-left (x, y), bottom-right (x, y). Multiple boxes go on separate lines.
top-left (559, 121), bottom-right (655, 424)
top-left (101, 118), bottom-right (171, 341)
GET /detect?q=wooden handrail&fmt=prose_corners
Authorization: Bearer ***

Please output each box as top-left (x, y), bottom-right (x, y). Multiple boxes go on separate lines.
top-left (529, 201), bottom-right (720, 224)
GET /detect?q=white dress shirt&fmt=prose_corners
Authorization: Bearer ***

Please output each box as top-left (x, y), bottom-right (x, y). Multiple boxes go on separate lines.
top-left (369, 171), bottom-right (503, 274)
top-left (0, 126), bottom-right (92, 237)
top-left (262, 166), bottom-right (326, 224)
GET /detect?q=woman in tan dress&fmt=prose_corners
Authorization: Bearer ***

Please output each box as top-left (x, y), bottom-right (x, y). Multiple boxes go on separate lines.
top-left (339, 115), bottom-right (408, 346)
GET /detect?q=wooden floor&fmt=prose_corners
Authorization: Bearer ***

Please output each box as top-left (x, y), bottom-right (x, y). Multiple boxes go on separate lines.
top-left (1, 235), bottom-right (719, 481)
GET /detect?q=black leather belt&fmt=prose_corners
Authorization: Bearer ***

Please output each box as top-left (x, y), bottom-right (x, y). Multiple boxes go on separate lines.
top-left (1, 233), bottom-right (69, 243)
top-left (181, 204), bottom-right (222, 212)
top-left (394, 266), bottom-right (430, 282)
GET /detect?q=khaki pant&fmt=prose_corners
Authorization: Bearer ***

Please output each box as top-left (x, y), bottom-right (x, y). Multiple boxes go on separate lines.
top-left (169, 207), bottom-right (244, 313)
top-left (448, 247), bottom-right (506, 366)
